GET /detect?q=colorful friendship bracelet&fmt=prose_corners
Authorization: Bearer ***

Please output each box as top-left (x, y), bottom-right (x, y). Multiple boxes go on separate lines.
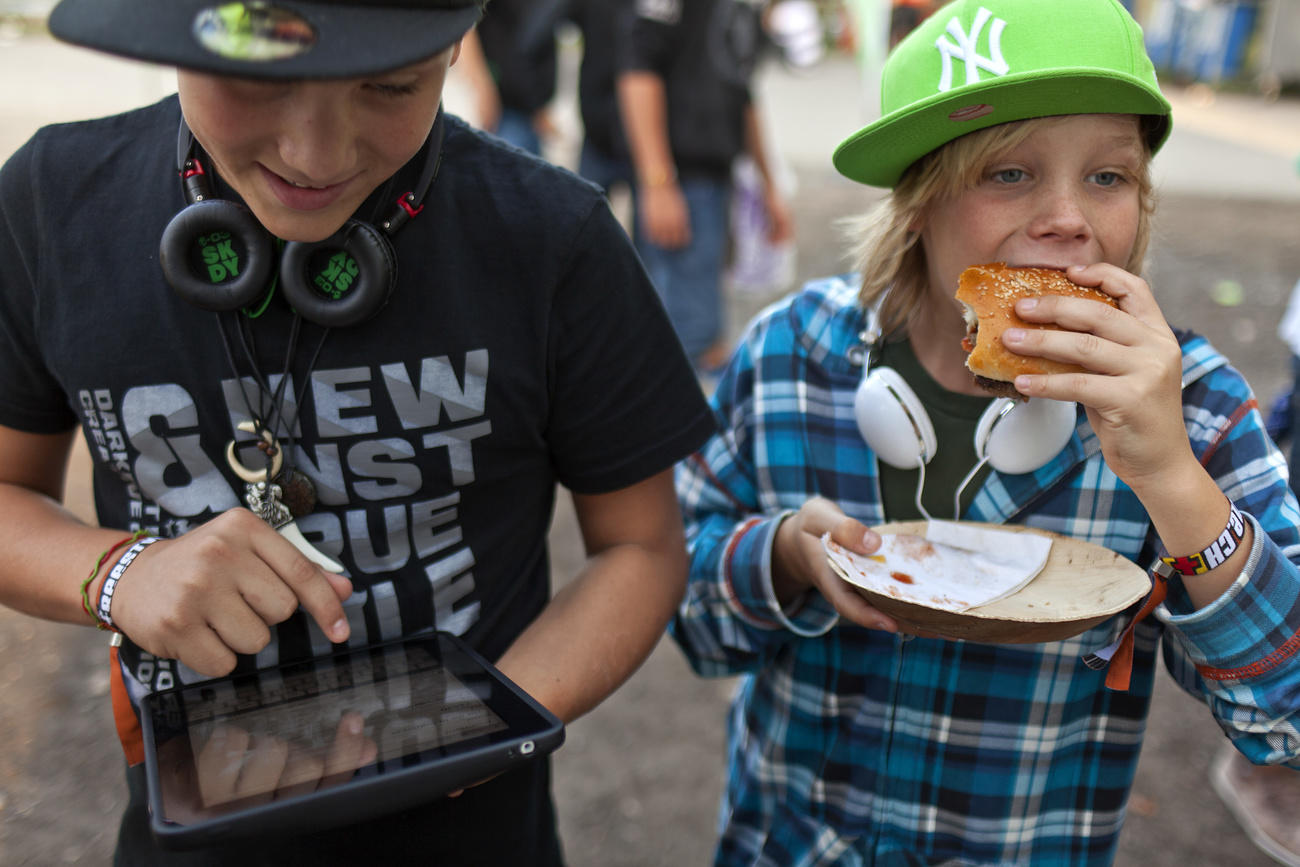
top-left (96, 535), bottom-right (160, 631)
top-left (1159, 502), bottom-right (1246, 577)
top-left (80, 530), bottom-right (147, 628)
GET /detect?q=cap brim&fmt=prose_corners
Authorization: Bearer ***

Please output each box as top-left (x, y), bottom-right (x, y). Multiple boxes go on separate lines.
top-left (832, 70), bottom-right (1173, 188)
top-left (49, 0), bottom-right (481, 79)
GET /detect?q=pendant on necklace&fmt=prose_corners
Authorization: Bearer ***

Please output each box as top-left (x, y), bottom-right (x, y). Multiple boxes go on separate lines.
top-left (275, 467), bottom-right (318, 519)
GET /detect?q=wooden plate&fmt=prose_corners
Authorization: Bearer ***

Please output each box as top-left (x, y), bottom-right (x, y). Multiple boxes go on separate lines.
top-left (828, 521), bottom-right (1151, 644)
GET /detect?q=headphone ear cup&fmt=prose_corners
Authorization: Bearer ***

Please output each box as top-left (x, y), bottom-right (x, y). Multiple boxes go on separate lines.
top-left (159, 199), bottom-right (276, 312)
top-left (855, 367), bottom-right (938, 469)
top-left (279, 221), bottom-right (397, 328)
top-left (976, 397), bottom-right (1078, 475)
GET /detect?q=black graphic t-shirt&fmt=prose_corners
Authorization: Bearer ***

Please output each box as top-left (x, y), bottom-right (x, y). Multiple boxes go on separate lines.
top-left (0, 95), bottom-right (713, 857)
top-left (621, 0), bottom-right (768, 178)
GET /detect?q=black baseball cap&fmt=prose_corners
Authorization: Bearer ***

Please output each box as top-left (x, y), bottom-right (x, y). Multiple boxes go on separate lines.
top-left (48, 0), bottom-right (485, 80)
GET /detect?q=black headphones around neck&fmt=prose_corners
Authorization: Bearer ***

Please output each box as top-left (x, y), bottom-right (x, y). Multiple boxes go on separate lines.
top-left (159, 109), bottom-right (445, 328)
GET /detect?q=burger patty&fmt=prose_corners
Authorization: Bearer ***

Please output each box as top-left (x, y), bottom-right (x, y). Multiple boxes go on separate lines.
top-left (974, 374), bottom-right (1022, 400)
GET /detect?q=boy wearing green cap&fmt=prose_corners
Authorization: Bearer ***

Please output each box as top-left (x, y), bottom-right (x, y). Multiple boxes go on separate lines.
top-left (0, 0), bottom-right (713, 863)
top-left (670, 0), bottom-right (1300, 863)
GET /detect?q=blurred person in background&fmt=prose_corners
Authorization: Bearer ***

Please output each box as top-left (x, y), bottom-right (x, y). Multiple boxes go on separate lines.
top-left (618, 0), bottom-right (795, 375)
top-left (455, 0), bottom-right (565, 155)
top-left (568, 0), bottom-right (638, 210)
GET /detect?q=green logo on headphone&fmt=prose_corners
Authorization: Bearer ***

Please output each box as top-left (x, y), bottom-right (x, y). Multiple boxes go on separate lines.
top-left (198, 231), bottom-right (241, 283)
top-left (313, 251), bottom-right (359, 299)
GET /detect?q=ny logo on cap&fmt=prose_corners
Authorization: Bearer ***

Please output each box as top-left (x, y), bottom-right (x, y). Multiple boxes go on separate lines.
top-left (936, 7), bottom-right (1009, 92)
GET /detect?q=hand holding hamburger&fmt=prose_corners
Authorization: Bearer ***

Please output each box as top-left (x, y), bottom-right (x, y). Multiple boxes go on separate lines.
top-left (956, 263), bottom-right (1120, 399)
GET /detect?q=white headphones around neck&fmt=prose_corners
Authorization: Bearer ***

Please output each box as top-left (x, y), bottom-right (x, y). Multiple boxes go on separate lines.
top-left (852, 322), bottom-right (1078, 478)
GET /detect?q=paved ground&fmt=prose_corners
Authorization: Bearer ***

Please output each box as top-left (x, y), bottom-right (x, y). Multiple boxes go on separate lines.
top-left (3, 18), bottom-right (1300, 867)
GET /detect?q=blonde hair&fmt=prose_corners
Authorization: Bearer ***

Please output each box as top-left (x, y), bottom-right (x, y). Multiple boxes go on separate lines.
top-left (846, 115), bottom-right (1158, 337)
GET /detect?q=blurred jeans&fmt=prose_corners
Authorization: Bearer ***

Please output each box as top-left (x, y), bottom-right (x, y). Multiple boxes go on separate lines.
top-left (578, 142), bottom-right (634, 199)
top-left (493, 108), bottom-right (542, 156)
top-left (635, 176), bottom-right (731, 365)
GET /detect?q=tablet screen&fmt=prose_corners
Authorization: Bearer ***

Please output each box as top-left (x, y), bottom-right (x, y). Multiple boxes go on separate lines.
top-left (142, 633), bottom-right (561, 839)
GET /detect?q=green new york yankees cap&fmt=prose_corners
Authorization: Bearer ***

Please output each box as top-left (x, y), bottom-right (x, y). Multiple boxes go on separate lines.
top-left (48, 0), bottom-right (483, 80)
top-left (833, 0), bottom-right (1173, 188)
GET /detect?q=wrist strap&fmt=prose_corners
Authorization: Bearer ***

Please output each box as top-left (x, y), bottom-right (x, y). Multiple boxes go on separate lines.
top-left (96, 536), bottom-right (160, 631)
top-left (1159, 502), bottom-right (1246, 577)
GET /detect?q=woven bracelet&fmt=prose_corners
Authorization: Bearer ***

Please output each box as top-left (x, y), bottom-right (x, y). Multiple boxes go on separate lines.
top-left (80, 530), bottom-right (146, 628)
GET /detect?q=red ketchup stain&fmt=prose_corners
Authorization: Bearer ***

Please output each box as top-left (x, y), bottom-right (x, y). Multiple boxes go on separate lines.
top-left (890, 572), bottom-right (914, 585)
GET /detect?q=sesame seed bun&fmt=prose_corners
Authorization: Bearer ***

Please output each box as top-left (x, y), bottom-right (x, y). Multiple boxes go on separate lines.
top-left (956, 263), bottom-right (1118, 397)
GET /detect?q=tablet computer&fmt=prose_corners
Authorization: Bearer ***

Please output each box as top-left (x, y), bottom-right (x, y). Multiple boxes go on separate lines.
top-left (138, 631), bottom-right (564, 850)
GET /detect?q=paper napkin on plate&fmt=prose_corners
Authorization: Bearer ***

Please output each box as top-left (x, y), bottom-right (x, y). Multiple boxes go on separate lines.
top-left (823, 521), bottom-right (1053, 612)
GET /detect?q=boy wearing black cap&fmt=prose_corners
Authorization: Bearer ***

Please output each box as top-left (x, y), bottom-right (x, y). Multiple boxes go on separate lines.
top-left (671, 0), bottom-right (1300, 863)
top-left (0, 1), bottom-right (713, 863)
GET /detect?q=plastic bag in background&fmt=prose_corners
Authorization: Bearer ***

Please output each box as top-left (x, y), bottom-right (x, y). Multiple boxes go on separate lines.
top-left (726, 155), bottom-right (796, 297)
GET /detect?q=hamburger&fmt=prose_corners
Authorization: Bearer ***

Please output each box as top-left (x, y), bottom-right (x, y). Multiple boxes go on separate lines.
top-left (956, 263), bottom-right (1119, 399)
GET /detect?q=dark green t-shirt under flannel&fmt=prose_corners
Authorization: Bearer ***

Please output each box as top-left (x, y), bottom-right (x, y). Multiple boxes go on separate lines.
top-left (877, 337), bottom-right (994, 522)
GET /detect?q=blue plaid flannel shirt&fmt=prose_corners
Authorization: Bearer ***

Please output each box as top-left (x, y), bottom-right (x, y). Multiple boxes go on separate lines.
top-left (671, 276), bottom-right (1300, 866)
